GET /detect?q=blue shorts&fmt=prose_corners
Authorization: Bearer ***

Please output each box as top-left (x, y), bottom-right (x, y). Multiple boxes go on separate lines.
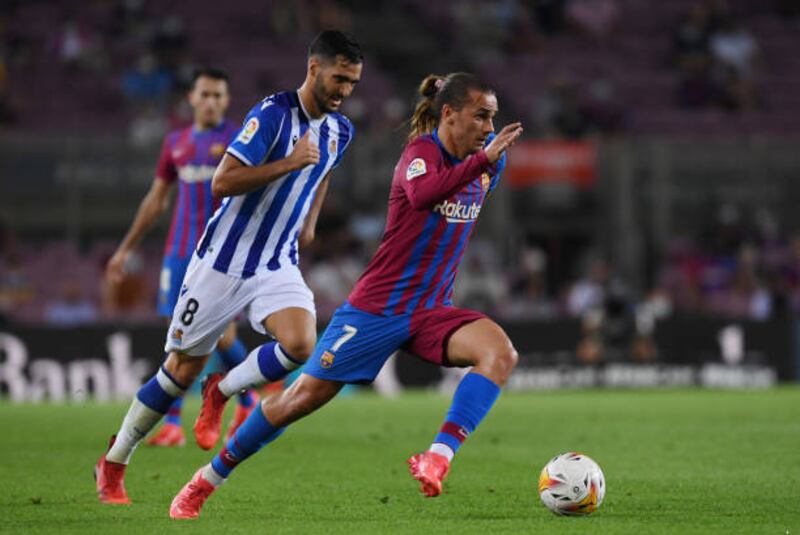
top-left (303, 302), bottom-right (486, 384)
top-left (157, 254), bottom-right (192, 317)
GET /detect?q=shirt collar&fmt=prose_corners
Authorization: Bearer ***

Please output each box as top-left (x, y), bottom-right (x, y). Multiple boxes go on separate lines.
top-left (432, 128), bottom-right (462, 165)
top-left (296, 91), bottom-right (327, 124)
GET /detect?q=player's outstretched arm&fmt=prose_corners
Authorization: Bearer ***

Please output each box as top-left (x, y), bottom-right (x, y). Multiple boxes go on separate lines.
top-left (299, 175), bottom-right (329, 248)
top-left (403, 123), bottom-right (522, 210)
top-left (212, 130), bottom-right (320, 198)
top-left (106, 178), bottom-right (172, 284)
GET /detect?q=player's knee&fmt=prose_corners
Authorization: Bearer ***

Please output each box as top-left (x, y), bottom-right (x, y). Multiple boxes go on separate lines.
top-left (164, 351), bottom-right (206, 387)
top-left (217, 324), bottom-right (237, 350)
top-left (277, 330), bottom-right (316, 362)
top-left (484, 342), bottom-right (518, 382)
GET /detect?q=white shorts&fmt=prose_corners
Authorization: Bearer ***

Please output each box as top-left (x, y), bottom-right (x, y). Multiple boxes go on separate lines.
top-left (164, 254), bottom-right (315, 357)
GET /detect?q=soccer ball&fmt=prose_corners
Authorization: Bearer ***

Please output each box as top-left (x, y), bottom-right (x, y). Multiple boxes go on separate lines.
top-left (538, 452), bottom-right (605, 516)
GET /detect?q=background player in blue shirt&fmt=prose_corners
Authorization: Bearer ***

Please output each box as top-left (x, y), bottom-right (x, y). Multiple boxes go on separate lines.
top-left (95, 31), bottom-right (362, 506)
top-left (105, 68), bottom-right (258, 448)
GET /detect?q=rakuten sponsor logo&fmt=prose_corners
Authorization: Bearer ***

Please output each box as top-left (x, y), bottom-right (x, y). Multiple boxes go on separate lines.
top-left (177, 164), bottom-right (217, 183)
top-left (433, 200), bottom-right (482, 223)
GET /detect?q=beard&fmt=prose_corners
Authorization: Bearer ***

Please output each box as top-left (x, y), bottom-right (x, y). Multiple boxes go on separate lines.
top-left (312, 77), bottom-right (340, 114)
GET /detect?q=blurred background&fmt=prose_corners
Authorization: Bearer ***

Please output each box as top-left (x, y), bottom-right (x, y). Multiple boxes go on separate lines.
top-left (2, 0), bottom-right (800, 399)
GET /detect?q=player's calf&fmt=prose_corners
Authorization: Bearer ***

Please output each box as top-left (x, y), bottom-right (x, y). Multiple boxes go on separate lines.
top-left (173, 374), bottom-right (339, 518)
top-left (217, 342), bottom-right (304, 396)
top-left (98, 354), bottom-right (203, 503)
top-left (105, 362), bottom-right (191, 466)
top-left (194, 342), bottom-right (303, 449)
top-left (410, 321), bottom-right (518, 496)
top-left (264, 373), bottom-right (342, 427)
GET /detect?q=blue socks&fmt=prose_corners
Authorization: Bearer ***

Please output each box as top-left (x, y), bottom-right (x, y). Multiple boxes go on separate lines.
top-left (164, 397), bottom-right (183, 425)
top-left (136, 366), bottom-right (186, 413)
top-left (210, 407), bottom-right (284, 480)
top-left (256, 342), bottom-right (303, 381)
top-left (217, 339), bottom-right (247, 368)
top-left (106, 366), bottom-right (188, 463)
top-left (432, 372), bottom-right (501, 459)
top-left (155, 339), bottom-right (251, 427)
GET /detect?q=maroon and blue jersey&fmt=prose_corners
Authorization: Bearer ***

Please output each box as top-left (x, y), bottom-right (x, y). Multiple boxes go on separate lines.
top-left (156, 121), bottom-right (238, 259)
top-left (348, 130), bottom-right (506, 317)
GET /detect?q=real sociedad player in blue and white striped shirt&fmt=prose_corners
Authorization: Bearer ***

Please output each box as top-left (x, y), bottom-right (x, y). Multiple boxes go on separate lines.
top-left (95, 30), bottom-right (363, 505)
top-left (197, 88), bottom-right (352, 278)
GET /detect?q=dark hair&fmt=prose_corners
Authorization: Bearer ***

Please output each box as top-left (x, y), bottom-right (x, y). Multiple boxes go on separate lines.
top-left (308, 30), bottom-right (363, 64)
top-left (408, 73), bottom-right (493, 140)
top-left (191, 67), bottom-right (229, 88)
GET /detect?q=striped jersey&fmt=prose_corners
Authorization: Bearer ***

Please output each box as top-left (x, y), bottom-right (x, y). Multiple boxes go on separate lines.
top-left (197, 91), bottom-right (354, 279)
top-left (156, 121), bottom-right (238, 259)
top-left (348, 129), bottom-right (506, 316)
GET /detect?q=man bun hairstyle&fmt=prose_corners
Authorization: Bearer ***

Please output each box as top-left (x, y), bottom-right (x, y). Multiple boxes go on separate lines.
top-left (308, 30), bottom-right (363, 64)
top-left (408, 72), bottom-right (493, 140)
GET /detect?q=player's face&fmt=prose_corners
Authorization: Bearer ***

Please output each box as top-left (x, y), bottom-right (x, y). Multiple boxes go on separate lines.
top-left (189, 76), bottom-right (230, 128)
top-left (311, 55), bottom-right (362, 113)
top-left (444, 90), bottom-right (498, 158)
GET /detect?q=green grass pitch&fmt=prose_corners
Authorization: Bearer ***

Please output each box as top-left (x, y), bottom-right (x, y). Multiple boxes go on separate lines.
top-left (1, 388), bottom-right (798, 534)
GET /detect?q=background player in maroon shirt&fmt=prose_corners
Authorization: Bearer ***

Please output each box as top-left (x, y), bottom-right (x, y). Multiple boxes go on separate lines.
top-left (169, 72), bottom-right (522, 518)
top-left (105, 68), bottom-right (258, 448)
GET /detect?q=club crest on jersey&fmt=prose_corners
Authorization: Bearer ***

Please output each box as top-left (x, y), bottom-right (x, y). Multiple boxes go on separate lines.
top-left (171, 328), bottom-right (183, 345)
top-left (406, 158), bottom-right (427, 181)
top-left (481, 172), bottom-right (491, 192)
top-left (320, 351), bottom-right (335, 369)
top-left (210, 143), bottom-right (225, 158)
top-left (329, 137), bottom-right (337, 155)
top-left (237, 118), bottom-right (259, 144)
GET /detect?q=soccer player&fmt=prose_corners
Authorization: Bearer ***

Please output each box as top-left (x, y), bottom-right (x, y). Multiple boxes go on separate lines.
top-left (94, 30), bottom-right (362, 504)
top-left (105, 67), bottom-right (258, 448)
top-left (169, 72), bottom-right (522, 519)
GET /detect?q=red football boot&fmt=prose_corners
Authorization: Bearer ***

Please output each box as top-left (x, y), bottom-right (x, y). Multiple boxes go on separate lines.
top-left (407, 451), bottom-right (450, 497)
top-left (94, 435), bottom-right (131, 504)
top-left (169, 468), bottom-right (217, 519)
top-left (146, 423), bottom-right (186, 447)
top-left (193, 373), bottom-right (229, 450)
top-left (224, 390), bottom-right (260, 441)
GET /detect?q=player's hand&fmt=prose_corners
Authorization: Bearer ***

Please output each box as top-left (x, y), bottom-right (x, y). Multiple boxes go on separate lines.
top-left (485, 122), bottom-right (523, 164)
top-left (288, 130), bottom-right (320, 170)
top-left (106, 250), bottom-right (130, 286)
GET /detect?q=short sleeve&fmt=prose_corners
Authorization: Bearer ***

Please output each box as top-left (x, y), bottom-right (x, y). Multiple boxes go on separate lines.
top-left (331, 118), bottom-right (354, 170)
top-left (154, 135), bottom-right (177, 183)
top-left (226, 98), bottom-right (286, 166)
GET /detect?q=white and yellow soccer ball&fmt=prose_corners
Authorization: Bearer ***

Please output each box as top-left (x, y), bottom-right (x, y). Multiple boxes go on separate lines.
top-left (538, 452), bottom-right (605, 515)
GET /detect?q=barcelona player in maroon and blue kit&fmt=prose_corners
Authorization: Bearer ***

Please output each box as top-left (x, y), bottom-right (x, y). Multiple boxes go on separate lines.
top-left (105, 68), bottom-right (257, 448)
top-left (169, 73), bottom-right (523, 518)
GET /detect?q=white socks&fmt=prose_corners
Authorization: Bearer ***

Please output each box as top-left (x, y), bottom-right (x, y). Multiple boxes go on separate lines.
top-left (106, 367), bottom-right (186, 464)
top-left (202, 463), bottom-right (226, 487)
top-left (429, 443), bottom-right (455, 462)
top-left (218, 344), bottom-right (300, 397)
top-left (106, 399), bottom-right (164, 464)
top-left (218, 348), bottom-right (265, 397)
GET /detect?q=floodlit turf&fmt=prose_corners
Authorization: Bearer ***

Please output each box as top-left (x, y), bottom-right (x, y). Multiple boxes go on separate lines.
top-left (1, 388), bottom-right (799, 534)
